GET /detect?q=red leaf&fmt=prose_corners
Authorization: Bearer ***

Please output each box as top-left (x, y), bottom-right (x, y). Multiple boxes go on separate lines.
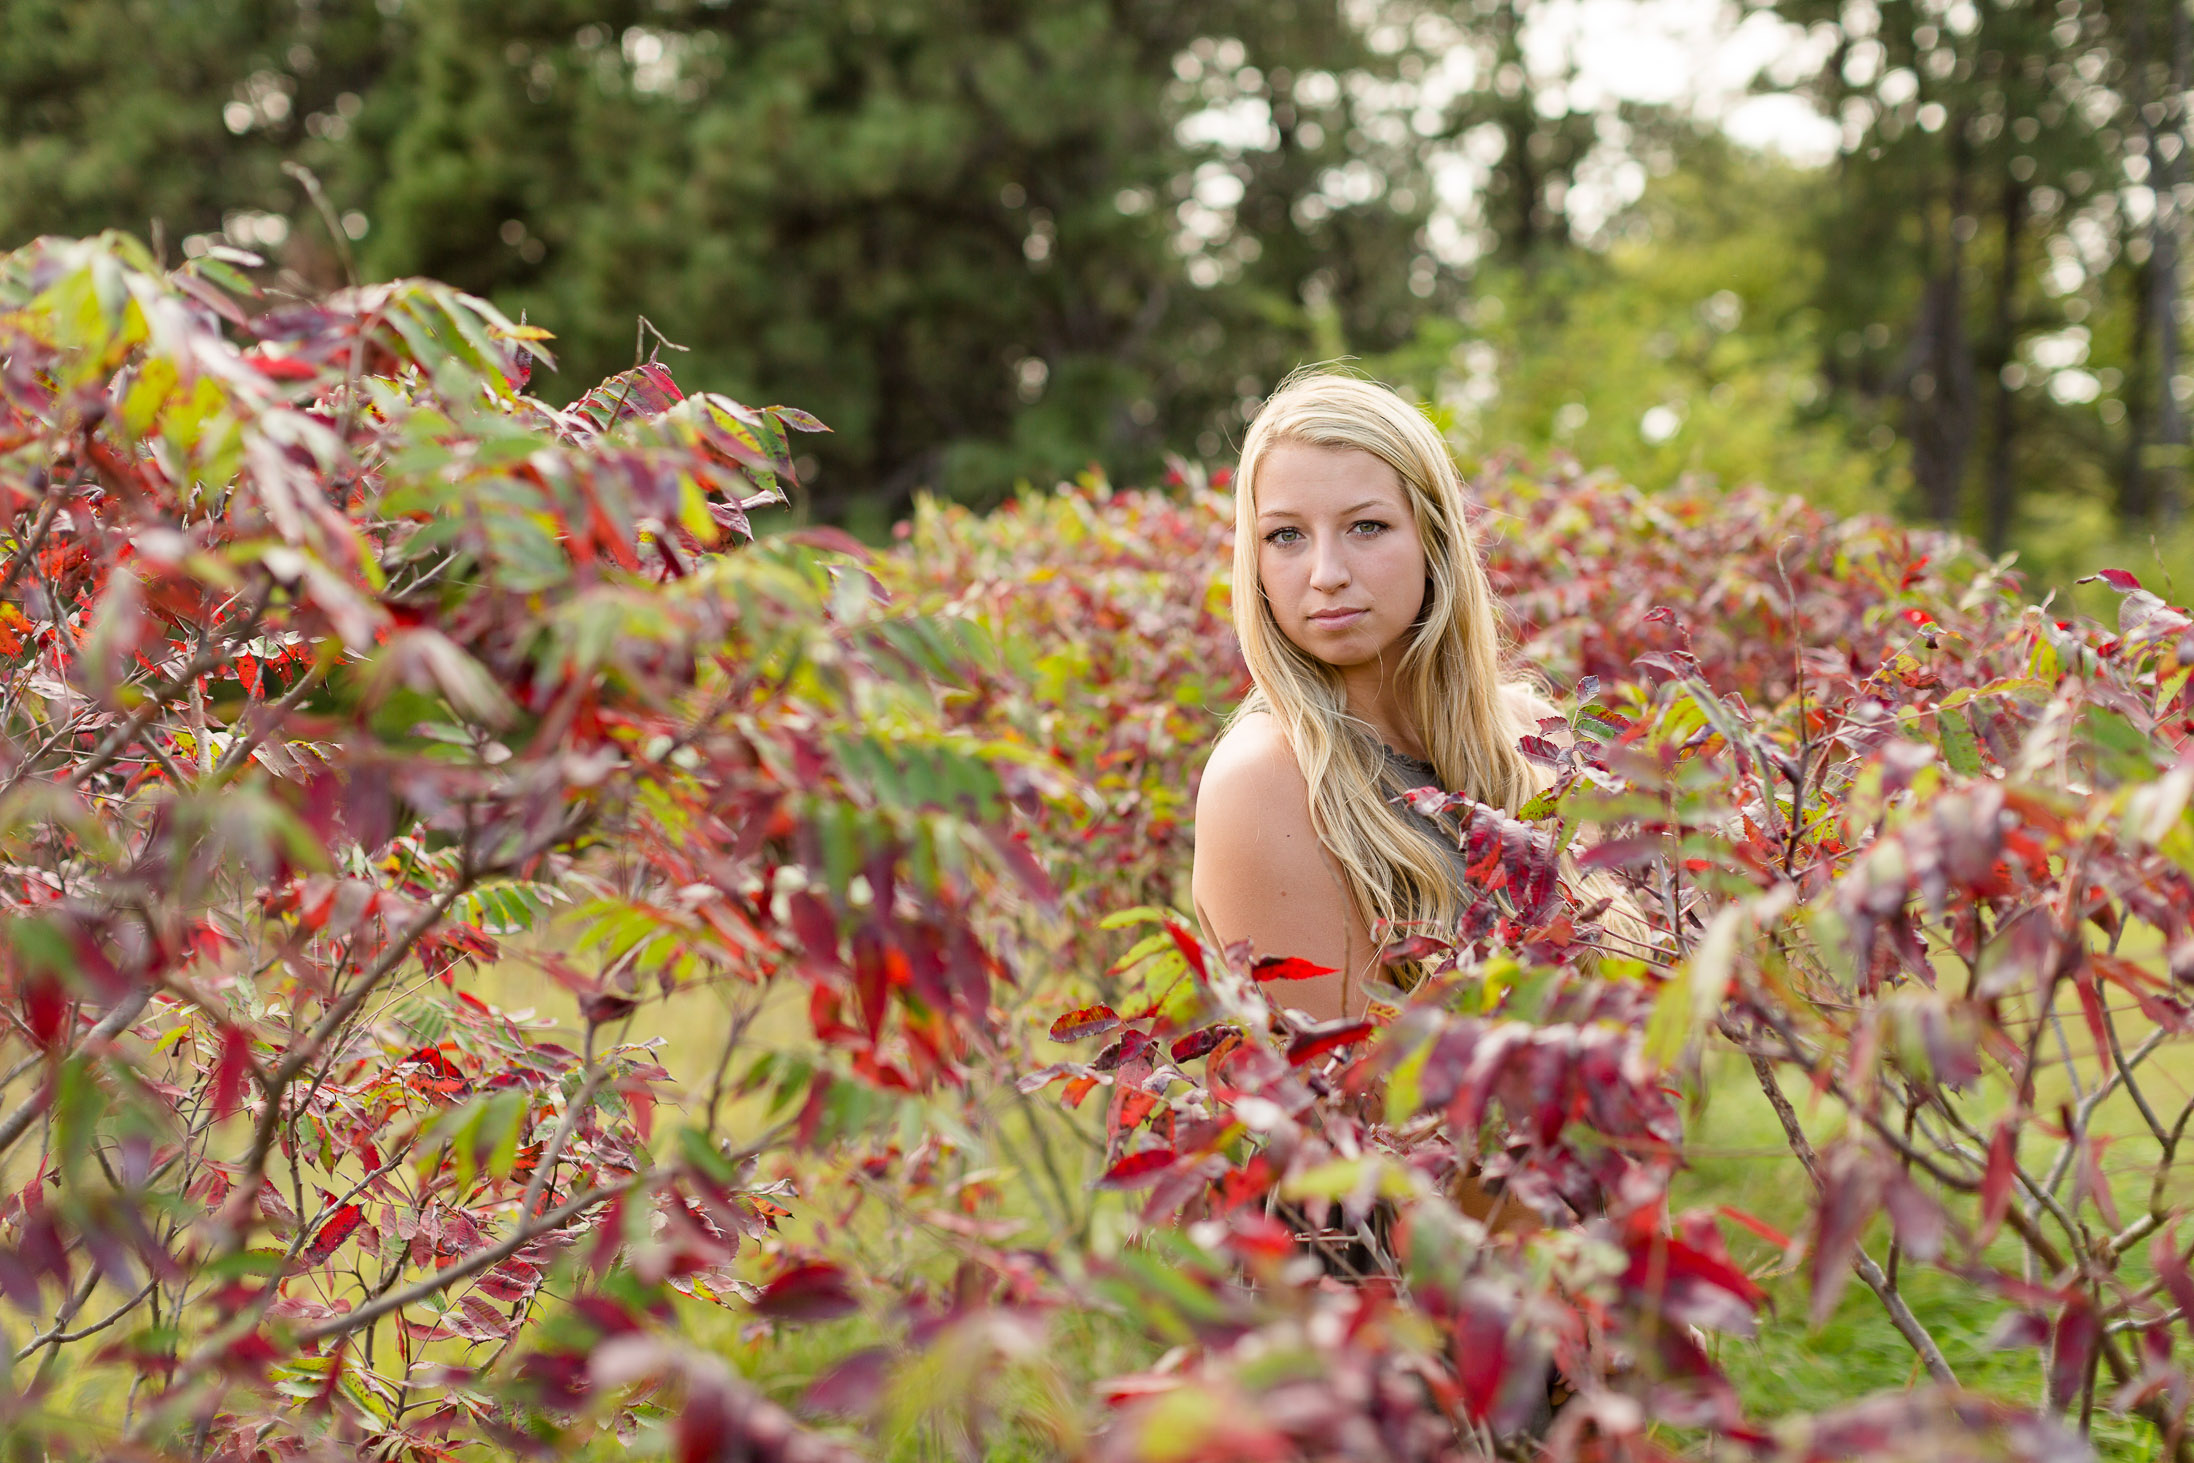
top-left (477, 1258), bottom-right (543, 1302)
top-left (1112, 1087), bottom-right (1160, 1134)
top-left (789, 892), bottom-right (842, 971)
top-left (1224, 1211), bottom-right (1297, 1260)
top-left (20, 972), bottom-right (64, 1047)
top-left (752, 1261), bottom-right (858, 1322)
top-left (2080, 569), bottom-right (2143, 592)
top-left (1287, 1019), bottom-right (1374, 1066)
top-left (1165, 921), bottom-right (1207, 981)
top-left (301, 1204), bottom-right (364, 1267)
top-left (1978, 1120), bottom-right (2016, 1244)
top-left (1251, 955), bottom-right (1340, 983)
top-left (1048, 1004), bottom-right (1122, 1043)
top-left (1090, 1029), bottom-right (1153, 1072)
top-left (210, 1025), bottom-right (254, 1121)
top-left (1097, 1149), bottom-right (1177, 1189)
top-left (1169, 1026), bottom-right (1225, 1063)
top-left (1715, 1204), bottom-right (1793, 1252)
top-left (248, 354), bottom-right (321, 381)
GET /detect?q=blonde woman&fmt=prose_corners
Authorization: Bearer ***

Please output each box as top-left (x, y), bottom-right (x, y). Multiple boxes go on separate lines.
top-left (1192, 371), bottom-right (1562, 1023)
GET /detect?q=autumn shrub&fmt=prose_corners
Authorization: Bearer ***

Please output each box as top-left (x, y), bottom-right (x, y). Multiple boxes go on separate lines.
top-left (0, 234), bottom-right (1047, 1460)
top-left (3, 234), bottom-right (2194, 1463)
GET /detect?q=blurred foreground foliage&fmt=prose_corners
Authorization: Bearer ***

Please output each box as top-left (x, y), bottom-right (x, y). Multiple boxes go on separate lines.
top-left (9, 236), bottom-right (2194, 1459)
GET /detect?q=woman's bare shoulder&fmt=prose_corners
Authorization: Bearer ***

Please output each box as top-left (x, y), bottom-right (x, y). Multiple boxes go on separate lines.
top-left (1500, 680), bottom-right (1562, 729)
top-left (1200, 710), bottom-right (1302, 792)
top-left (1193, 710), bottom-right (1354, 1014)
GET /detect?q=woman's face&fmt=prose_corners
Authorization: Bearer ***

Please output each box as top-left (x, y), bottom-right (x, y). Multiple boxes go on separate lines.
top-left (1253, 442), bottom-right (1428, 671)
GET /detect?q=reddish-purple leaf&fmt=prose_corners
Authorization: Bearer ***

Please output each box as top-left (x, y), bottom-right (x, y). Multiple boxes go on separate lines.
top-left (1810, 1146), bottom-right (1881, 1325)
top-left (1381, 934), bottom-right (1452, 966)
top-left (1090, 1029), bottom-right (1153, 1072)
top-left (1287, 1019), bottom-right (1375, 1066)
top-left (753, 1261), bottom-right (859, 1322)
top-left (2048, 1291), bottom-right (2097, 1411)
top-left (476, 1258), bottom-right (543, 1303)
top-left (1985, 1310), bottom-right (2051, 1351)
top-left (1170, 1026), bottom-right (1225, 1063)
top-left (578, 991), bottom-right (641, 1026)
top-left (1517, 735), bottom-right (1565, 765)
top-left (1881, 1169), bottom-right (1946, 1262)
top-left (802, 1346), bottom-right (891, 1418)
top-left (1048, 1005), bottom-right (1122, 1043)
top-left (983, 826), bottom-right (1058, 907)
top-left (2154, 1227), bottom-right (2194, 1349)
top-left (1577, 835), bottom-right (1662, 871)
top-left (784, 525), bottom-right (873, 561)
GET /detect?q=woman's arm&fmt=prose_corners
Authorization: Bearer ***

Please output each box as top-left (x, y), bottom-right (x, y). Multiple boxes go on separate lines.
top-left (1190, 712), bottom-right (1365, 1022)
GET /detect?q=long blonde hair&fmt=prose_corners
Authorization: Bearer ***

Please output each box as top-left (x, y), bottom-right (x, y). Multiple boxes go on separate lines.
top-left (1230, 370), bottom-right (1543, 941)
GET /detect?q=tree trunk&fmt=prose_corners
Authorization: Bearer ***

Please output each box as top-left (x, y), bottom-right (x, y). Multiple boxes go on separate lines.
top-left (1908, 119), bottom-right (1977, 528)
top-left (2153, 0), bottom-right (2190, 524)
top-left (2122, 251), bottom-right (2156, 522)
top-left (1493, 0), bottom-right (1539, 262)
top-left (1984, 176), bottom-right (2026, 555)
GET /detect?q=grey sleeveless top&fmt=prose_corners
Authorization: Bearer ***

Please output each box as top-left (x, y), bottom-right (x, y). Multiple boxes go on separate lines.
top-left (1376, 744), bottom-right (1475, 888)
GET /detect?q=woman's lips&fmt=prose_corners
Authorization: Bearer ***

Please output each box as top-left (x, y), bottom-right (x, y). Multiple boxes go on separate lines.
top-left (1305, 608), bottom-right (1368, 629)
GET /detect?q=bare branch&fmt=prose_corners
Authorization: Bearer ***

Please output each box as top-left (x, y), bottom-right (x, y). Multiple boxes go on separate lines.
top-left (1746, 1052), bottom-right (1959, 1386)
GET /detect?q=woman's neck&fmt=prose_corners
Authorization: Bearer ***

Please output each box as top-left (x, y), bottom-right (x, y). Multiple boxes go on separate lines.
top-left (1338, 654), bottom-right (1424, 762)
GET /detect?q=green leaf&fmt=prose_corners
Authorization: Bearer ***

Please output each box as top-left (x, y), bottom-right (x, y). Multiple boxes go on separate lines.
top-left (1936, 705), bottom-right (1982, 775)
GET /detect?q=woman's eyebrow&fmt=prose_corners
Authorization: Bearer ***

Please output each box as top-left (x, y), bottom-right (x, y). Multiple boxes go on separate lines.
top-left (1256, 497), bottom-right (1395, 522)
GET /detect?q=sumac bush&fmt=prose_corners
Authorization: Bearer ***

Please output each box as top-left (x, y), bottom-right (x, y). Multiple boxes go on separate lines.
top-left (0, 235), bottom-right (1046, 1459)
top-left (0, 234), bottom-right (2189, 1463)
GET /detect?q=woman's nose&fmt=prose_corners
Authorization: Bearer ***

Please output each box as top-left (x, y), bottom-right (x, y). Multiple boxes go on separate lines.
top-left (1307, 535), bottom-right (1350, 592)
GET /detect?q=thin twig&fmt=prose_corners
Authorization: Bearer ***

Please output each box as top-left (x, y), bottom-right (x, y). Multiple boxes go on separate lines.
top-left (1745, 1052), bottom-right (1959, 1386)
top-left (297, 1179), bottom-right (634, 1346)
top-left (17, 1278), bottom-right (155, 1361)
top-left (0, 989), bottom-right (152, 1158)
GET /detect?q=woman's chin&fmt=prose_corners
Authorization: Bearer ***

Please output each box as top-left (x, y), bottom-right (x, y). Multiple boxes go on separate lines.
top-left (1296, 635), bottom-right (1395, 672)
